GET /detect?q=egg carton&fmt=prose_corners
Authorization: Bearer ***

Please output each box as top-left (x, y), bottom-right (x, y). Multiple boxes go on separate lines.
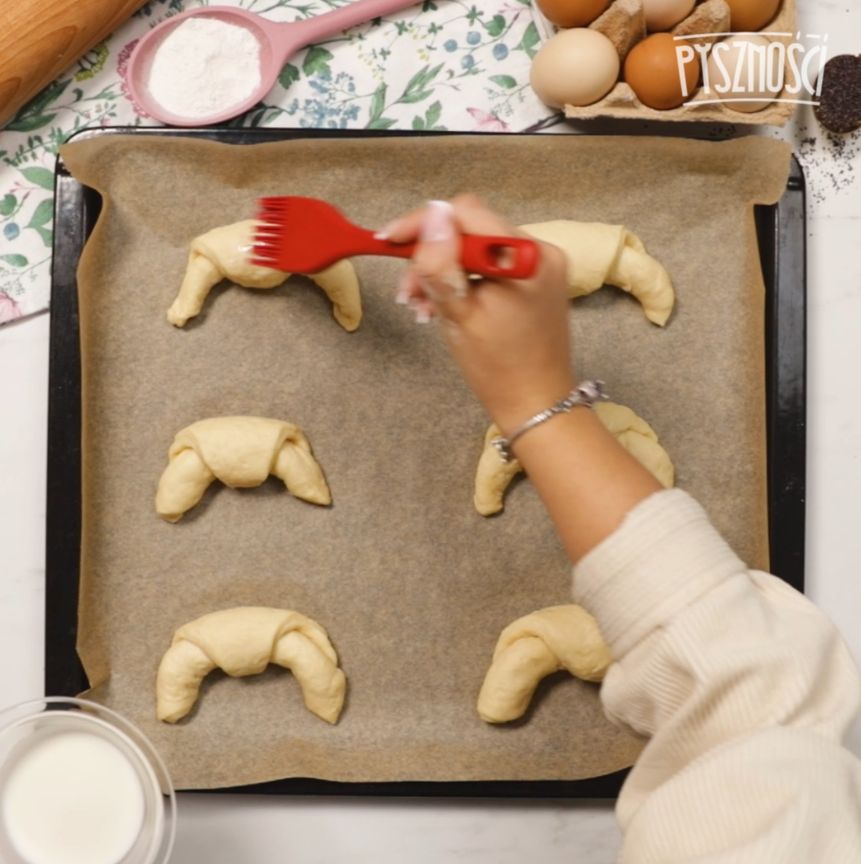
top-left (531, 0), bottom-right (799, 126)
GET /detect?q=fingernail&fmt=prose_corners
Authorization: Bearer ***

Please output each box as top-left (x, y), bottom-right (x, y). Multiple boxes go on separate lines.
top-left (395, 270), bottom-right (411, 304)
top-left (415, 308), bottom-right (431, 324)
top-left (420, 200), bottom-right (455, 244)
top-left (374, 219), bottom-right (399, 240)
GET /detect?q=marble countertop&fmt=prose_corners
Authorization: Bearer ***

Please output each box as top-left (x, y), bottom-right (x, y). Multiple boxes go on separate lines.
top-left (1, 1), bottom-right (859, 860)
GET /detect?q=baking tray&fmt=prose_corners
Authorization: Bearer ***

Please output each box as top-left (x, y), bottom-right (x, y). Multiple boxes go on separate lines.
top-left (45, 127), bottom-right (806, 799)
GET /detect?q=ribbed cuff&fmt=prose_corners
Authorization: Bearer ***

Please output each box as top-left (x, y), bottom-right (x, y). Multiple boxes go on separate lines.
top-left (572, 489), bottom-right (746, 660)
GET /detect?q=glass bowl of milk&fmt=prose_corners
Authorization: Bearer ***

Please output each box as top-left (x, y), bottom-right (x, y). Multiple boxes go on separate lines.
top-left (0, 697), bottom-right (175, 864)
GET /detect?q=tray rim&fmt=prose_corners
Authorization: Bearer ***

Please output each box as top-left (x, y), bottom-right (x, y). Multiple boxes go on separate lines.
top-left (45, 126), bottom-right (806, 799)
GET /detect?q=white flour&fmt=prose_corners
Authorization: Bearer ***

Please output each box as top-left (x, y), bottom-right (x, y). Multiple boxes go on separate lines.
top-left (147, 17), bottom-right (262, 120)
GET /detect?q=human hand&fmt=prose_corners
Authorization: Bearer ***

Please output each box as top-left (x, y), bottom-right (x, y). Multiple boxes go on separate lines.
top-left (379, 196), bottom-right (574, 435)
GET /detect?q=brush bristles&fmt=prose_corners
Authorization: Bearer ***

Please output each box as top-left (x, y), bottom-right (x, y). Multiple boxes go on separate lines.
top-left (251, 196), bottom-right (319, 271)
top-left (250, 226), bottom-right (281, 267)
top-left (253, 226), bottom-right (283, 238)
top-left (258, 196), bottom-right (293, 209)
top-left (256, 198), bottom-right (294, 222)
top-left (254, 197), bottom-right (293, 238)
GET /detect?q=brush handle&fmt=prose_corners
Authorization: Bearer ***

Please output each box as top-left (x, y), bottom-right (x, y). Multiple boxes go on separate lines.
top-left (355, 231), bottom-right (540, 280)
top-left (254, 196), bottom-right (541, 279)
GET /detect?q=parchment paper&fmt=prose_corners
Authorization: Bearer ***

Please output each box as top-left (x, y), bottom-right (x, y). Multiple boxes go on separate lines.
top-left (60, 133), bottom-right (791, 790)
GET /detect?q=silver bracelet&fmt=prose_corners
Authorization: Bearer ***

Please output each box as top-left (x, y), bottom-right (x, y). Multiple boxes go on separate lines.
top-left (491, 380), bottom-right (607, 463)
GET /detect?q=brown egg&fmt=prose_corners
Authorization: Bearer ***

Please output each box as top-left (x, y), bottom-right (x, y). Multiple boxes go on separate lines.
top-left (644, 0), bottom-right (695, 32)
top-left (536, 0), bottom-right (611, 28)
top-left (726, 0), bottom-right (781, 32)
top-left (624, 32), bottom-right (700, 110)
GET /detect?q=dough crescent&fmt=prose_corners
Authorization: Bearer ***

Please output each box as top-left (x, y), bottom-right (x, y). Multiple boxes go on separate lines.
top-left (593, 401), bottom-right (675, 488)
top-left (473, 424), bottom-right (523, 516)
top-left (156, 606), bottom-right (346, 724)
top-left (155, 416), bottom-right (331, 522)
top-left (477, 604), bottom-right (611, 724)
top-left (521, 221), bottom-right (674, 326)
top-left (473, 401), bottom-right (674, 516)
top-left (167, 220), bottom-right (362, 331)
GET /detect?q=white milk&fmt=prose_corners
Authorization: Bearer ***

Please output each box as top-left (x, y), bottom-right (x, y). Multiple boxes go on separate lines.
top-left (1, 730), bottom-right (145, 864)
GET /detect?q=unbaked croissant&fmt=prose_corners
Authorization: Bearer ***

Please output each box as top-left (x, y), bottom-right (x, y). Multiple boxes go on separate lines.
top-left (473, 423), bottom-right (524, 516)
top-left (156, 606), bottom-right (346, 724)
top-left (473, 401), bottom-right (674, 516)
top-left (167, 219), bottom-right (362, 331)
top-left (521, 221), bottom-right (674, 326)
top-left (155, 416), bottom-right (331, 522)
top-left (593, 401), bottom-right (674, 487)
top-left (477, 604), bottom-right (611, 724)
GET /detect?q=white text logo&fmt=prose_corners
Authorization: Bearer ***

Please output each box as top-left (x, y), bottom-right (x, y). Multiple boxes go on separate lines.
top-left (675, 32), bottom-right (829, 108)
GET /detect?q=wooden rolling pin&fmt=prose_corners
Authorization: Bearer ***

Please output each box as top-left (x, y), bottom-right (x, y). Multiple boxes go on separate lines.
top-left (0, 0), bottom-right (147, 128)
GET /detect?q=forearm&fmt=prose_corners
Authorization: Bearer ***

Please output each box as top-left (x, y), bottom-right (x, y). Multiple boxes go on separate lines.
top-left (572, 491), bottom-right (861, 861)
top-left (510, 406), bottom-right (661, 563)
top-left (388, 197), bottom-right (861, 860)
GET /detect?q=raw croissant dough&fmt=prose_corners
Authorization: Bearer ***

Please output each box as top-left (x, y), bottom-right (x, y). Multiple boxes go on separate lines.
top-left (521, 221), bottom-right (674, 326)
top-left (478, 604), bottom-right (611, 724)
top-left (473, 424), bottom-right (525, 517)
top-left (156, 606), bottom-right (346, 724)
top-left (594, 401), bottom-right (675, 488)
top-left (155, 416), bottom-right (331, 522)
top-left (474, 401), bottom-right (674, 516)
top-left (167, 220), bottom-right (362, 331)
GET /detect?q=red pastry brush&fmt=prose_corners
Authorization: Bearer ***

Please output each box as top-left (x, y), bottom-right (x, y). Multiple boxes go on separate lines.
top-left (252, 197), bottom-right (540, 279)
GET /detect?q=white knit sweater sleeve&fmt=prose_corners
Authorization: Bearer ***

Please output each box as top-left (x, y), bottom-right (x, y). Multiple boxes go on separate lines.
top-left (572, 489), bottom-right (861, 863)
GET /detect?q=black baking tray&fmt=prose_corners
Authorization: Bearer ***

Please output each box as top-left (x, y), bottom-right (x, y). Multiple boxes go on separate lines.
top-left (46, 127), bottom-right (806, 799)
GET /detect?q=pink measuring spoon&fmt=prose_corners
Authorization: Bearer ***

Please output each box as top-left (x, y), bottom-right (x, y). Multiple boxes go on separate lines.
top-left (127, 0), bottom-right (421, 126)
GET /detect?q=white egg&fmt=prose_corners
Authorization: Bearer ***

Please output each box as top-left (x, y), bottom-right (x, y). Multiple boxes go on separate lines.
top-left (705, 35), bottom-right (781, 113)
top-left (644, 0), bottom-right (695, 31)
top-left (530, 28), bottom-right (620, 108)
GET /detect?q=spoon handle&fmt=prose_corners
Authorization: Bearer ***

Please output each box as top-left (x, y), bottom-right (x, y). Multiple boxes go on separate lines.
top-left (272, 0), bottom-right (419, 63)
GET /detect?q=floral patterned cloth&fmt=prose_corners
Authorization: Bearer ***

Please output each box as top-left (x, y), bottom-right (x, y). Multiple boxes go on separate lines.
top-left (0, 0), bottom-right (554, 324)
